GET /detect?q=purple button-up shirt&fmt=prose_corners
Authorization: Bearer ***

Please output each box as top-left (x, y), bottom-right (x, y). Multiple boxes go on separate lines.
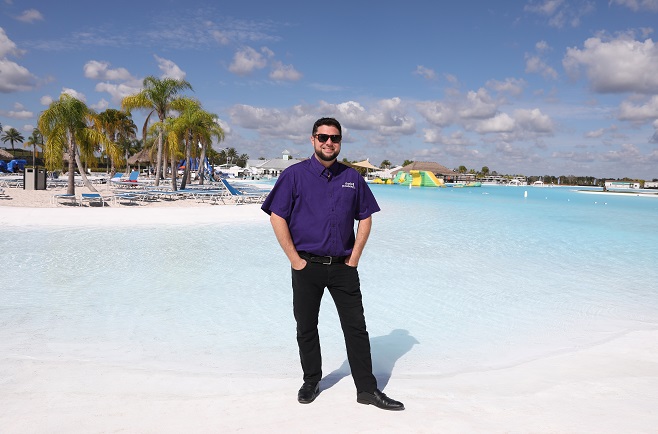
top-left (261, 156), bottom-right (380, 257)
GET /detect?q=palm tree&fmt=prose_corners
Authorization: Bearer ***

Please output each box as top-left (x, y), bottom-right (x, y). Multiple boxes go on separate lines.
top-left (38, 94), bottom-right (111, 195)
top-left (1, 127), bottom-right (24, 151)
top-left (24, 128), bottom-right (44, 166)
top-left (121, 76), bottom-right (193, 186)
top-left (222, 147), bottom-right (238, 165)
top-left (167, 100), bottom-right (225, 189)
top-left (97, 109), bottom-right (136, 176)
top-left (235, 153), bottom-right (249, 168)
top-left (380, 160), bottom-right (391, 169)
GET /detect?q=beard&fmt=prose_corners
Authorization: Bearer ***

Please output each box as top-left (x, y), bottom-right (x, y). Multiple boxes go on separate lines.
top-left (315, 147), bottom-right (340, 162)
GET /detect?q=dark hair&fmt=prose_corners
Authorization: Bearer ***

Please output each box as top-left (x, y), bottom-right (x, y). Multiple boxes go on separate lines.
top-left (312, 117), bottom-right (341, 135)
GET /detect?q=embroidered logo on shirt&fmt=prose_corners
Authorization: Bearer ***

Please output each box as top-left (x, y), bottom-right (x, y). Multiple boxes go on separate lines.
top-left (342, 182), bottom-right (355, 189)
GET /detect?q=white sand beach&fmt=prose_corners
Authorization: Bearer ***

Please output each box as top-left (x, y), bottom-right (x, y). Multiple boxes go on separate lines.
top-left (2, 187), bottom-right (658, 433)
top-left (1, 329), bottom-right (656, 433)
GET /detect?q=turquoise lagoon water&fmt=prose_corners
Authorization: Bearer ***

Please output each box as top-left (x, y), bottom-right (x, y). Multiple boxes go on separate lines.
top-left (1, 185), bottom-right (657, 380)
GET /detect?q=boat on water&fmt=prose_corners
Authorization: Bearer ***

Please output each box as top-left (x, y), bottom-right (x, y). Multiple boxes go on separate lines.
top-left (507, 177), bottom-right (528, 186)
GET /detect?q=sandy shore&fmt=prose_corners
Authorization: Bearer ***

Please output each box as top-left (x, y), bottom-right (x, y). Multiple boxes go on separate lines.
top-left (0, 184), bottom-right (268, 227)
top-left (2, 185), bottom-right (658, 432)
top-left (1, 329), bottom-right (656, 433)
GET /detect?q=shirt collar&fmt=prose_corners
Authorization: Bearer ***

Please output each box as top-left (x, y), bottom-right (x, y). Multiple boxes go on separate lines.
top-left (308, 154), bottom-right (338, 179)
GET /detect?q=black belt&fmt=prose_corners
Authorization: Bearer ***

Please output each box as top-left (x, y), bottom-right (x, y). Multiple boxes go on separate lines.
top-left (298, 251), bottom-right (346, 265)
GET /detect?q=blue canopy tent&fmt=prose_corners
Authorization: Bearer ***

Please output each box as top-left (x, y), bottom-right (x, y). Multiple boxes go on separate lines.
top-left (7, 159), bottom-right (26, 173)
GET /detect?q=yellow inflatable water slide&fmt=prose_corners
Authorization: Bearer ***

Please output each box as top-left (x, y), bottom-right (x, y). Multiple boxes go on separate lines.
top-left (388, 170), bottom-right (445, 187)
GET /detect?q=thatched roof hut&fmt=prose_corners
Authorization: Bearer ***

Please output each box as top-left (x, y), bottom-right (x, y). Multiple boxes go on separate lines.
top-left (127, 148), bottom-right (153, 165)
top-left (0, 149), bottom-right (13, 159)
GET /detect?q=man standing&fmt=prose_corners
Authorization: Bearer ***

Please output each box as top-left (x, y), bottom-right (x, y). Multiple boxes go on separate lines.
top-left (261, 117), bottom-right (404, 411)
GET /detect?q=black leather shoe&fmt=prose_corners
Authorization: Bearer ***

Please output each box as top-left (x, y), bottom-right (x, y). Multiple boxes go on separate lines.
top-left (297, 382), bottom-right (320, 404)
top-left (357, 389), bottom-right (404, 411)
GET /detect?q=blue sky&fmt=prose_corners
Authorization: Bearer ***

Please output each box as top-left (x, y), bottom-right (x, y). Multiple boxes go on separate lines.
top-left (1, 0), bottom-right (658, 179)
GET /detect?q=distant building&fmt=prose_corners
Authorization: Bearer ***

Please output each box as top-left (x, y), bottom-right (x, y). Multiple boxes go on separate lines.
top-left (644, 181), bottom-right (658, 189)
top-left (245, 150), bottom-right (304, 178)
top-left (605, 180), bottom-right (641, 190)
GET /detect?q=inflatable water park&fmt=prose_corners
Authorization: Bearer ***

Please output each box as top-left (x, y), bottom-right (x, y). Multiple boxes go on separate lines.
top-left (371, 170), bottom-right (481, 187)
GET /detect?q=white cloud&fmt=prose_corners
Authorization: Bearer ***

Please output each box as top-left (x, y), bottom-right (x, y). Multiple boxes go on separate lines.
top-left (212, 30), bottom-right (230, 45)
top-left (416, 101), bottom-right (456, 127)
top-left (269, 61), bottom-right (302, 81)
top-left (7, 109), bottom-right (32, 119)
top-left (618, 95), bottom-right (658, 121)
top-left (16, 9), bottom-right (44, 23)
top-left (525, 54), bottom-right (559, 79)
top-left (229, 98), bottom-right (416, 148)
top-left (525, 0), bottom-right (594, 28)
top-left (486, 78), bottom-right (526, 96)
top-left (563, 35), bottom-right (658, 94)
top-left (61, 88), bottom-right (86, 102)
top-left (585, 128), bottom-right (605, 138)
top-left (422, 128), bottom-right (472, 146)
top-left (91, 98), bottom-right (109, 111)
top-left (414, 65), bottom-right (436, 80)
top-left (155, 55), bottom-right (186, 80)
top-left (474, 112), bottom-right (516, 133)
top-left (83, 60), bottom-right (134, 81)
top-left (458, 89), bottom-right (498, 119)
top-left (513, 108), bottom-right (554, 133)
top-left (228, 46), bottom-right (269, 75)
top-left (94, 81), bottom-right (142, 103)
top-left (525, 0), bottom-right (565, 16)
top-left (0, 58), bottom-right (37, 92)
top-left (0, 27), bottom-right (23, 57)
top-left (609, 0), bottom-right (658, 12)
top-left (40, 95), bottom-right (53, 106)
top-left (0, 28), bottom-right (37, 92)
top-left (600, 143), bottom-right (643, 162)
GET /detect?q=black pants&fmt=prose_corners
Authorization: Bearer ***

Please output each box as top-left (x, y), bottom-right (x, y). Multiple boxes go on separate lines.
top-left (291, 261), bottom-right (377, 393)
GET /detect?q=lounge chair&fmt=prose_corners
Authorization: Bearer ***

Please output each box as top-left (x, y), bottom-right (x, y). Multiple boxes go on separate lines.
top-left (80, 193), bottom-right (105, 207)
top-left (111, 192), bottom-right (140, 205)
top-left (51, 193), bottom-right (78, 206)
top-left (220, 179), bottom-right (268, 204)
top-left (193, 188), bottom-right (228, 204)
top-left (110, 171), bottom-right (142, 188)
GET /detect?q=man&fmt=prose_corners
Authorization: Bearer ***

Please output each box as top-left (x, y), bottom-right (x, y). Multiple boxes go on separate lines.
top-left (261, 117), bottom-right (404, 411)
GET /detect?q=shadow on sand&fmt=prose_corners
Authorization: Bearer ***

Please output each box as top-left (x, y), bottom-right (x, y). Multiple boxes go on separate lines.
top-left (320, 329), bottom-right (419, 391)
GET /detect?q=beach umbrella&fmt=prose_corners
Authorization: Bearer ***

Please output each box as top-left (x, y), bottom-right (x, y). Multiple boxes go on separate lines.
top-left (352, 159), bottom-right (379, 178)
top-left (352, 159), bottom-right (378, 170)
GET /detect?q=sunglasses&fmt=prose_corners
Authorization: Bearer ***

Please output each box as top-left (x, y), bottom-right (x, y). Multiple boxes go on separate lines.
top-left (314, 134), bottom-right (342, 143)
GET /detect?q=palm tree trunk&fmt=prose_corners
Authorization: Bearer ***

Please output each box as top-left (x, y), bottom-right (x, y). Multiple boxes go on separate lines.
top-left (181, 138), bottom-right (191, 190)
top-left (154, 128), bottom-right (163, 186)
top-left (170, 156), bottom-right (177, 191)
top-left (67, 136), bottom-right (76, 195)
top-left (197, 144), bottom-right (207, 185)
top-left (74, 151), bottom-right (98, 192)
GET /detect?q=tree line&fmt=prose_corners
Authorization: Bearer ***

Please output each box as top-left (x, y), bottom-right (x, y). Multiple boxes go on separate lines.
top-left (362, 160), bottom-right (654, 185)
top-left (20, 76), bottom-right (252, 196)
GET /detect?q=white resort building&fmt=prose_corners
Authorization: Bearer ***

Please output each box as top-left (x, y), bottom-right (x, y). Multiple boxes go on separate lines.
top-left (244, 150), bottom-right (303, 179)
